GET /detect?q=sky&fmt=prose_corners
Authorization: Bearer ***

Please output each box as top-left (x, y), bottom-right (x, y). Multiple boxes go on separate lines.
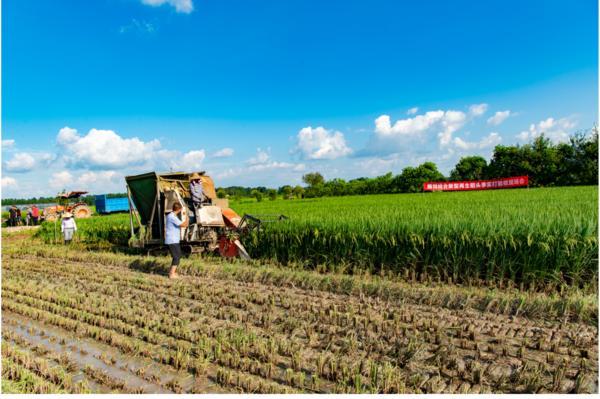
top-left (1, 0), bottom-right (598, 198)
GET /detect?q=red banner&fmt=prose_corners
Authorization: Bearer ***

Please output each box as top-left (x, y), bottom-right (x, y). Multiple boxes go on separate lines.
top-left (423, 176), bottom-right (529, 192)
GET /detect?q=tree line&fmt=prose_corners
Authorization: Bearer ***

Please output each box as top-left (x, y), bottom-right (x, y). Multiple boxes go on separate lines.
top-left (232, 130), bottom-right (598, 200)
top-left (3, 130), bottom-right (597, 205)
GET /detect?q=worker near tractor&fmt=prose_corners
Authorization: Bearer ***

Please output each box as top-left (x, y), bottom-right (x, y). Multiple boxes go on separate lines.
top-left (31, 205), bottom-right (40, 225)
top-left (165, 202), bottom-right (189, 279)
top-left (61, 212), bottom-right (77, 244)
top-left (8, 206), bottom-right (18, 226)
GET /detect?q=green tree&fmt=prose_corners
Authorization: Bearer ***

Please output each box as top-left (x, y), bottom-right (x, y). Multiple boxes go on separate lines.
top-left (394, 162), bottom-right (445, 193)
top-left (280, 185), bottom-right (293, 199)
top-left (302, 172), bottom-right (325, 187)
top-left (267, 189), bottom-right (277, 201)
top-left (250, 189), bottom-right (263, 202)
top-left (292, 185), bottom-right (304, 199)
top-left (450, 156), bottom-right (488, 181)
top-left (216, 189), bottom-right (227, 199)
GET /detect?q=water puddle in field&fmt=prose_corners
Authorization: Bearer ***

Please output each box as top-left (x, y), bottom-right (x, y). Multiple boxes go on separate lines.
top-left (1, 312), bottom-right (221, 393)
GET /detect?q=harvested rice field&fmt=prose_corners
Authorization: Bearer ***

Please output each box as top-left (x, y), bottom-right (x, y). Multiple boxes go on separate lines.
top-left (1, 230), bottom-right (598, 394)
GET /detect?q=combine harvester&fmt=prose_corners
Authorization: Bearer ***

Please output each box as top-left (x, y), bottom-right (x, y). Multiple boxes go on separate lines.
top-left (125, 171), bottom-right (285, 259)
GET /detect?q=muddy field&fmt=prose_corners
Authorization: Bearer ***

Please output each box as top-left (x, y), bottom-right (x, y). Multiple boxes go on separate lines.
top-left (2, 231), bottom-right (598, 393)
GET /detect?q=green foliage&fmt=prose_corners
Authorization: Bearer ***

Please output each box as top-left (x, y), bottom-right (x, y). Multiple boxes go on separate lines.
top-left (267, 189), bottom-right (277, 201)
top-left (217, 189), bottom-right (227, 199)
top-left (292, 186), bottom-right (304, 199)
top-left (36, 214), bottom-right (131, 246)
top-left (393, 162), bottom-right (445, 193)
top-left (302, 172), bottom-right (325, 187)
top-left (450, 156), bottom-right (488, 181)
top-left (250, 190), bottom-right (263, 202)
top-left (280, 185), bottom-right (293, 199)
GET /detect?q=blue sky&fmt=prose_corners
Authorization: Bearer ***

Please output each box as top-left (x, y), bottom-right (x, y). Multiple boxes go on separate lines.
top-left (2, 0), bottom-right (598, 198)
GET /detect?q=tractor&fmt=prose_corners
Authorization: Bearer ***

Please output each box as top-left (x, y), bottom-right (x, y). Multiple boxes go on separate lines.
top-left (125, 171), bottom-right (286, 259)
top-left (43, 191), bottom-right (93, 221)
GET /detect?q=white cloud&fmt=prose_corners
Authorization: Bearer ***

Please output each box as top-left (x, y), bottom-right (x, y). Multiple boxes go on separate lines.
top-left (407, 107), bottom-right (419, 115)
top-left (57, 127), bottom-right (161, 170)
top-left (169, 150), bottom-right (206, 171)
top-left (50, 171), bottom-right (75, 190)
top-left (141, 0), bottom-right (193, 13)
top-left (2, 139), bottom-right (15, 149)
top-left (487, 110), bottom-right (511, 126)
top-left (213, 148), bottom-right (234, 158)
top-left (119, 19), bottom-right (156, 34)
top-left (294, 126), bottom-right (352, 160)
top-left (4, 153), bottom-right (36, 172)
top-left (453, 132), bottom-right (502, 151)
top-left (517, 117), bottom-right (576, 143)
top-left (375, 111), bottom-right (445, 137)
top-left (1, 177), bottom-right (17, 188)
top-left (374, 110), bottom-right (468, 147)
top-left (469, 103), bottom-right (488, 117)
top-left (439, 111), bottom-right (468, 146)
top-left (247, 148), bottom-right (271, 165)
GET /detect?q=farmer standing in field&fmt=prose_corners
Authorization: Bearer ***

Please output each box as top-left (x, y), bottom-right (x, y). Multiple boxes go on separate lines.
top-left (61, 212), bottom-right (77, 244)
top-left (165, 202), bottom-right (189, 279)
top-left (31, 205), bottom-right (40, 225)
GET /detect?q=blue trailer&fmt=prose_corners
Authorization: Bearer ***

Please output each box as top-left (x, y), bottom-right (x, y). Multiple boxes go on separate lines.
top-left (95, 195), bottom-right (130, 214)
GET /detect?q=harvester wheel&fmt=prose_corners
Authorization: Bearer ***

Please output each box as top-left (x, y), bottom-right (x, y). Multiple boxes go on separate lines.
top-left (71, 204), bottom-right (92, 219)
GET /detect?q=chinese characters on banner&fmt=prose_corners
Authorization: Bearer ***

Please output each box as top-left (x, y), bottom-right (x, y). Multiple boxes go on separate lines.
top-left (423, 176), bottom-right (529, 192)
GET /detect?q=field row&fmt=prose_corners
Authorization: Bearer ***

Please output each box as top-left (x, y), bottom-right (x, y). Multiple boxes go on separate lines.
top-left (2, 248), bottom-right (597, 393)
top-left (6, 243), bottom-right (598, 325)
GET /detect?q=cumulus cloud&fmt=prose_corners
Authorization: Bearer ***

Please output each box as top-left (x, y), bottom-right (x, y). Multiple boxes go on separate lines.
top-left (57, 127), bottom-right (161, 170)
top-left (469, 103), bottom-right (488, 117)
top-left (517, 117), bottom-right (576, 143)
top-left (50, 171), bottom-right (75, 190)
top-left (247, 148), bottom-right (271, 165)
top-left (2, 139), bottom-right (15, 149)
top-left (4, 153), bottom-right (36, 172)
top-left (77, 171), bottom-right (117, 186)
top-left (213, 148), bottom-right (234, 158)
top-left (141, 0), bottom-right (193, 13)
top-left (1, 176), bottom-right (17, 188)
top-left (373, 109), bottom-right (468, 148)
top-left (294, 126), bottom-right (352, 160)
top-left (487, 110), bottom-right (511, 126)
top-left (453, 132), bottom-right (502, 151)
top-left (407, 107), bottom-right (419, 115)
top-left (168, 150), bottom-right (206, 171)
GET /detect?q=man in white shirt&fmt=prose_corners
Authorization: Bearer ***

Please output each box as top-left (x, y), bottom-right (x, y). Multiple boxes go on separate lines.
top-left (165, 202), bottom-right (189, 279)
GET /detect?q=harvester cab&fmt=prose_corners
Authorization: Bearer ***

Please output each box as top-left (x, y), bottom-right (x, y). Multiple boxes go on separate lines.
top-left (125, 171), bottom-right (278, 259)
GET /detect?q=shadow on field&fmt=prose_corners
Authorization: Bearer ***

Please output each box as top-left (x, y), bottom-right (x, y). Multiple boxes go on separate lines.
top-left (128, 259), bottom-right (169, 276)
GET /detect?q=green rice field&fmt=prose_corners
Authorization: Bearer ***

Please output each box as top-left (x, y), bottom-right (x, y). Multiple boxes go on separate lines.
top-left (36, 186), bottom-right (598, 287)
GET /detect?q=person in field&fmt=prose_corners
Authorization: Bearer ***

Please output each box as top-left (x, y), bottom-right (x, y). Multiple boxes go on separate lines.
top-left (165, 202), bottom-right (189, 279)
top-left (16, 208), bottom-right (22, 226)
top-left (31, 205), bottom-right (40, 225)
top-left (189, 173), bottom-right (205, 207)
top-left (8, 206), bottom-right (18, 226)
top-left (61, 212), bottom-right (77, 244)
